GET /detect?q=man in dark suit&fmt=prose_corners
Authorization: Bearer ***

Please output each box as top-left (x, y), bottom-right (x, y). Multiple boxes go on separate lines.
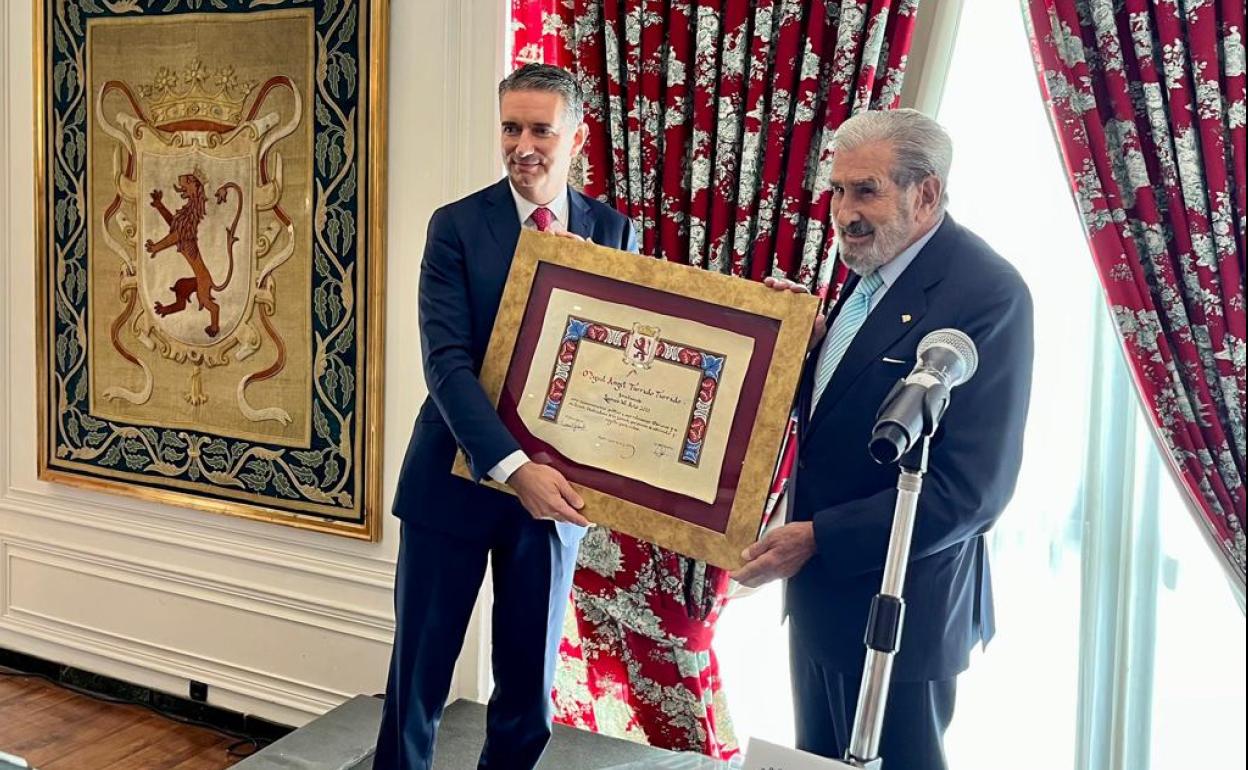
top-left (375, 64), bottom-right (637, 770)
top-left (734, 109), bottom-right (1034, 770)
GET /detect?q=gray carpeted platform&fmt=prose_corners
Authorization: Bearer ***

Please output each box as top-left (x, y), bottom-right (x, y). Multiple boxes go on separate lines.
top-left (235, 696), bottom-right (732, 770)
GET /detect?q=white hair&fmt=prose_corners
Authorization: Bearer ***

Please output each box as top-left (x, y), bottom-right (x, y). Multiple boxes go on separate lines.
top-left (833, 108), bottom-right (953, 209)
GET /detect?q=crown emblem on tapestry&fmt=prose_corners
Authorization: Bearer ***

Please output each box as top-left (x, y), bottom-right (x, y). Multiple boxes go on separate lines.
top-left (136, 60), bottom-right (256, 127)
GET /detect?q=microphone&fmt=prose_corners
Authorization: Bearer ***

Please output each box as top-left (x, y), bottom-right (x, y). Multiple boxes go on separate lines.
top-left (868, 329), bottom-right (979, 464)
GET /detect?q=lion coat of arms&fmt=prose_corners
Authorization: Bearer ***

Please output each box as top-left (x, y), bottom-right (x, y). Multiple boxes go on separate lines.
top-left (96, 60), bottom-right (300, 424)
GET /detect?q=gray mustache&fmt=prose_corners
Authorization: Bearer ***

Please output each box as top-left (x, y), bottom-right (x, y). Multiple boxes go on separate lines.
top-left (840, 222), bottom-right (874, 237)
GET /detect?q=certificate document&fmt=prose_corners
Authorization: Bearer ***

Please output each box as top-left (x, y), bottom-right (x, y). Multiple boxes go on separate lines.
top-left (517, 288), bottom-right (754, 505)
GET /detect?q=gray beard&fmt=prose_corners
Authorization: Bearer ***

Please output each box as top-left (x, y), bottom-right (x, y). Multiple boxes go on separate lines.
top-left (840, 243), bottom-right (894, 276)
top-left (836, 205), bottom-right (914, 276)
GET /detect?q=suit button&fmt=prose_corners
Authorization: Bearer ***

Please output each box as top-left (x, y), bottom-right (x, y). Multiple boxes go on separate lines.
top-left (798, 460), bottom-right (806, 470)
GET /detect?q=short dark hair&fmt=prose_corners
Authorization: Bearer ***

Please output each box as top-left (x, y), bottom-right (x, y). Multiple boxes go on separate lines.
top-left (498, 63), bottom-right (585, 127)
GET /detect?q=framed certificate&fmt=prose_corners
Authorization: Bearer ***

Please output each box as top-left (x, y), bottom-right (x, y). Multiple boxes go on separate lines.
top-left (454, 230), bottom-right (818, 569)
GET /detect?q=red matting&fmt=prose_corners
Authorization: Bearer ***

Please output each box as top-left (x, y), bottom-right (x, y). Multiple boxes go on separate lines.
top-left (498, 262), bottom-right (780, 535)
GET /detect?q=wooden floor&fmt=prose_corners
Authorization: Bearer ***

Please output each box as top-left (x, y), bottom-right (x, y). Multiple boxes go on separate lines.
top-left (0, 672), bottom-right (242, 769)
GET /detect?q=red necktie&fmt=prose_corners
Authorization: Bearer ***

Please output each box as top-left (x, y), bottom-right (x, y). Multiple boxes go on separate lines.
top-left (531, 206), bottom-right (555, 232)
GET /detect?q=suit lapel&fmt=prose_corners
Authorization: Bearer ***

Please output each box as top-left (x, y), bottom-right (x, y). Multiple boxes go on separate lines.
top-left (482, 178), bottom-right (521, 261)
top-left (806, 218), bottom-right (957, 436)
top-left (568, 188), bottom-right (595, 239)
top-left (806, 277), bottom-right (930, 434)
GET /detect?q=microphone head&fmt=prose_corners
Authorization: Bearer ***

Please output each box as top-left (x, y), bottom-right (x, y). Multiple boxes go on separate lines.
top-left (917, 328), bottom-right (978, 387)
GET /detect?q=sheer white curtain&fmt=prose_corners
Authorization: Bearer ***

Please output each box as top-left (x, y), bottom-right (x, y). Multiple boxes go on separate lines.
top-left (936, 0), bottom-right (1095, 762)
top-left (940, 2), bottom-right (1245, 768)
top-left (716, 1), bottom-right (1245, 767)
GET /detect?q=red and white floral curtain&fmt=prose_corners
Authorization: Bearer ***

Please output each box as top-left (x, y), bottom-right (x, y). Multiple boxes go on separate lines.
top-left (1024, 0), bottom-right (1246, 596)
top-left (511, 0), bottom-right (574, 71)
top-left (513, 0), bottom-right (922, 757)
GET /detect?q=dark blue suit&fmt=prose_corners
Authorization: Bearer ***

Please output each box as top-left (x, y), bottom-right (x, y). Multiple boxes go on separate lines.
top-left (376, 179), bottom-right (637, 770)
top-left (786, 215), bottom-right (1034, 769)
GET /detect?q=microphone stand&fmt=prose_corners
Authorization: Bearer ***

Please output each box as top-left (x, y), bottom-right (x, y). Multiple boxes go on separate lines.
top-left (841, 436), bottom-right (928, 768)
top-left (842, 383), bottom-right (948, 769)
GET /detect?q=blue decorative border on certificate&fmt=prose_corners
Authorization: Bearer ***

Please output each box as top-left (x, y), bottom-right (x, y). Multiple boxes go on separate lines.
top-left (538, 316), bottom-right (726, 468)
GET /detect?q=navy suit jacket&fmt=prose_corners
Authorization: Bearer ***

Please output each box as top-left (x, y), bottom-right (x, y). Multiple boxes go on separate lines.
top-left (786, 214), bottom-right (1034, 682)
top-left (393, 179), bottom-right (637, 544)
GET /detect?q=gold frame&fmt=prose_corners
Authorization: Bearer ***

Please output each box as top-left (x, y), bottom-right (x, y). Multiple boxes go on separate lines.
top-left (455, 230), bottom-right (818, 569)
top-left (33, 0), bottom-right (389, 541)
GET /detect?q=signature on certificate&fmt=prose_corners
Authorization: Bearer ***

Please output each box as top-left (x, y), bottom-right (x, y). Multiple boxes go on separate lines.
top-left (596, 435), bottom-right (636, 459)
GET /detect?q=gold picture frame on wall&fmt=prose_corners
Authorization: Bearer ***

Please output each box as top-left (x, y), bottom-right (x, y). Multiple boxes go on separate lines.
top-left (454, 231), bottom-right (818, 569)
top-left (34, 0), bottom-right (389, 540)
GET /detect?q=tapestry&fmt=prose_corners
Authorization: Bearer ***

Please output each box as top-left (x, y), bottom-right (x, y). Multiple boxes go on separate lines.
top-left (36, 0), bottom-right (387, 538)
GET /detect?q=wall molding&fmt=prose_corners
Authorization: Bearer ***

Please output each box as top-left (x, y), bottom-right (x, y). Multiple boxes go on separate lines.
top-left (2, 612), bottom-right (350, 712)
top-left (0, 490), bottom-right (396, 585)
top-left (1, 613), bottom-right (345, 718)
top-left (0, 536), bottom-right (391, 722)
top-left (1, 537), bottom-right (393, 636)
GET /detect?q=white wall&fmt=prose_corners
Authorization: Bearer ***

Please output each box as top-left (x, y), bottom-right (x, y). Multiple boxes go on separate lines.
top-left (0, 0), bottom-right (504, 727)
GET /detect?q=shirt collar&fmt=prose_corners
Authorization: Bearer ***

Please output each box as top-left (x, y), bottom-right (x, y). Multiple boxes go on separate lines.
top-left (875, 213), bottom-right (944, 290)
top-left (510, 182), bottom-right (570, 229)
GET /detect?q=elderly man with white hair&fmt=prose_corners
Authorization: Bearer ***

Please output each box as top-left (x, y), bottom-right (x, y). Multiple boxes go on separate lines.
top-left (735, 109), bottom-right (1035, 770)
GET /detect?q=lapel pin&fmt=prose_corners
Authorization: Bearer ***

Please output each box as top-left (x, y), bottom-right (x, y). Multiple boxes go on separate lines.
top-left (901, 313), bottom-right (912, 324)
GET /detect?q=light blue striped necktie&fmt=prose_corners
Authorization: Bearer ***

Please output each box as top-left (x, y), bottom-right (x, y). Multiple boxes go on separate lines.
top-left (811, 270), bottom-right (885, 412)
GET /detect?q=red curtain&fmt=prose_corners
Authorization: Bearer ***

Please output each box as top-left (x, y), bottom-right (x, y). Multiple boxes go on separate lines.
top-left (510, 0), bottom-right (573, 70)
top-left (1025, 0), bottom-right (1246, 594)
top-left (513, 0), bottom-right (921, 757)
